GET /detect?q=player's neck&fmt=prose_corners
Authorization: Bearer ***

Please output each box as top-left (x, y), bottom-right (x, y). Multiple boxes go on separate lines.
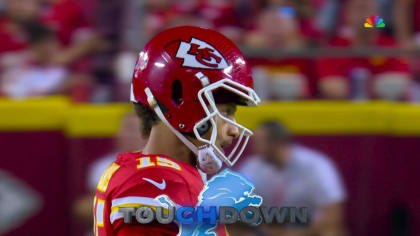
top-left (142, 123), bottom-right (194, 165)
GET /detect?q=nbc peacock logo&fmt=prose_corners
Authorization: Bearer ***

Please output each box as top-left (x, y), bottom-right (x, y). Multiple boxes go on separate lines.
top-left (364, 15), bottom-right (385, 28)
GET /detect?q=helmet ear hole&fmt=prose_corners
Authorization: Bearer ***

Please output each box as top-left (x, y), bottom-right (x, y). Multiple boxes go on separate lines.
top-left (172, 79), bottom-right (183, 105)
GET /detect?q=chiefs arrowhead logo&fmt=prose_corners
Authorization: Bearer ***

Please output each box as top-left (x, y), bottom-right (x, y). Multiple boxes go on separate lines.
top-left (176, 38), bottom-right (228, 69)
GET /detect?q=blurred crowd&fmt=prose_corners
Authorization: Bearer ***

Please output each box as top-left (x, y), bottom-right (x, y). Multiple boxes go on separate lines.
top-left (1, 0), bottom-right (420, 102)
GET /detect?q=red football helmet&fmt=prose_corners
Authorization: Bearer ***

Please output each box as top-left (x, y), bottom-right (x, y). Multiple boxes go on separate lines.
top-left (131, 26), bottom-right (260, 171)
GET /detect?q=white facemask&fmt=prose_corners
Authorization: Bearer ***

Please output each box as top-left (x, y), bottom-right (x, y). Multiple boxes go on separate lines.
top-left (142, 77), bottom-right (260, 174)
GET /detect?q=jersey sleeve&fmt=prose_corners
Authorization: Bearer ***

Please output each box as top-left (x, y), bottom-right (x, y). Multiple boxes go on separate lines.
top-left (109, 167), bottom-right (193, 234)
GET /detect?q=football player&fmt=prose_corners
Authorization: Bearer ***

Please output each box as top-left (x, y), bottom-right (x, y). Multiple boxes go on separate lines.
top-left (93, 26), bottom-right (260, 236)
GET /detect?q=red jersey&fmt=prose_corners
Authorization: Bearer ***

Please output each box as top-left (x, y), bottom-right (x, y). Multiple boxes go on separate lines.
top-left (93, 151), bottom-right (227, 236)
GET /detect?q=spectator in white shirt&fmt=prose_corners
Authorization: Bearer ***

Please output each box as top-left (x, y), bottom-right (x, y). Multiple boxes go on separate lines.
top-left (238, 121), bottom-right (347, 236)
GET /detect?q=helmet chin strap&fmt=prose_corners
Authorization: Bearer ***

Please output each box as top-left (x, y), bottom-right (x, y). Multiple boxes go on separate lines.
top-left (144, 88), bottom-right (223, 174)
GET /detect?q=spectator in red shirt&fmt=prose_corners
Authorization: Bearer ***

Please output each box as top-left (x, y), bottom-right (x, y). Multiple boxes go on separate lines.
top-left (39, 0), bottom-right (92, 47)
top-left (0, 20), bottom-right (106, 100)
top-left (142, 0), bottom-right (178, 41)
top-left (0, 23), bottom-right (68, 98)
top-left (38, 0), bottom-right (110, 102)
top-left (0, 0), bottom-right (38, 49)
top-left (196, 0), bottom-right (245, 43)
top-left (0, 0), bottom-right (39, 65)
top-left (244, 4), bottom-right (314, 100)
top-left (39, 0), bottom-right (103, 74)
top-left (0, 0), bottom-right (40, 97)
top-left (394, 0), bottom-right (420, 101)
top-left (393, 0), bottom-right (420, 49)
top-left (317, 0), bottom-right (412, 100)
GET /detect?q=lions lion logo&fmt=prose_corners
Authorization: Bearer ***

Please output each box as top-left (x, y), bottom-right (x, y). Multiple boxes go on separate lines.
top-left (156, 169), bottom-right (263, 236)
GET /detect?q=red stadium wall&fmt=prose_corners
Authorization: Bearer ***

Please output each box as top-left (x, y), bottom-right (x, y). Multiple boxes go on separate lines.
top-left (0, 131), bottom-right (70, 236)
top-left (295, 136), bottom-right (420, 236)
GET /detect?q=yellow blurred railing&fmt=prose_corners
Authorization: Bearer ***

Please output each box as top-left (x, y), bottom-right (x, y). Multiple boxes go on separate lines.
top-left (1, 96), bottom-right (420, 136)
